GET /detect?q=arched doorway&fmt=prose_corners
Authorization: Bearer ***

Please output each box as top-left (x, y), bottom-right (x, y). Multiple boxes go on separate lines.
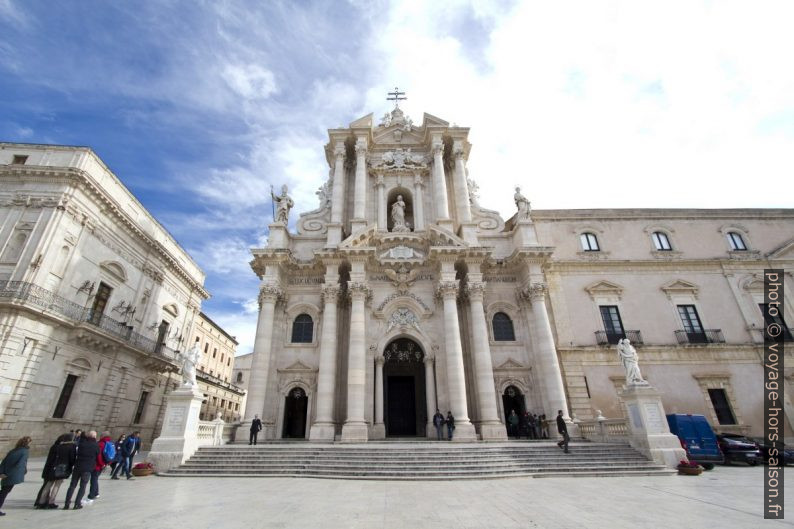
top-left (502, 385), bottom-right (526, 438)
top-left (383, 338), bottom-right (426, 437)
top-left (282, 387), bottom-right (308, 438)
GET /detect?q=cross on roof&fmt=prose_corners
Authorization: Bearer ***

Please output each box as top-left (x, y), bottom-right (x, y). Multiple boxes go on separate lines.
top-left (387, 86), bottom-right (407, 107)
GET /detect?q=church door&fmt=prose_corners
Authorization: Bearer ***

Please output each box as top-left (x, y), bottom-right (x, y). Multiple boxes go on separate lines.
top-left (387, 376), bottom-right (416, 436)
top-left (502, 386), bottom-right (526, 437)
top-left (282, 387), bottom-right (308, 439)
top-left (383, 338), bottom-right (426, 437)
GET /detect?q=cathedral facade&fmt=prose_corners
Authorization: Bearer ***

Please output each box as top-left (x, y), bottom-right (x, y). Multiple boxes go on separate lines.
top-left (243, 106), bottom-right (794, 442)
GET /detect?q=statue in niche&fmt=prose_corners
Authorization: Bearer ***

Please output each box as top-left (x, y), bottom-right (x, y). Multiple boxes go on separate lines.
top-left (514, 186), bottom-right (531, 219)
top-left (617, 338), bottom-right (648, 386)
top-left (272, 184), bottom-right (294, 224)
top-left (391, 195), bottom-right (411, 232)
top-left (178, 340), bottom-right (201, 388)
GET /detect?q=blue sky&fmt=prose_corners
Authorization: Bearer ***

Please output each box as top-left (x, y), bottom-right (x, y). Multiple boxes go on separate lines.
top-left (2, 1), bottom-right (793, 355)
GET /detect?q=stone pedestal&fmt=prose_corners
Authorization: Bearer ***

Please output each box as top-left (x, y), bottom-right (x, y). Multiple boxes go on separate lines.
top-left (437, 219), bottom-right (454, 233)
top-left (350, 219), bottom-right (368, 234)
top-left (619, 384), bottom-right (686, 469)
top-left (326, 223), bottom-right (343, 246)
top-left (460, 222), bottom-right (478, 244)
top-left (512, 219), bottom-right (538, 246)
top-left (267, 223), bottom-right (289, 248)
top-left (147, 386), bottom-right (204, 474)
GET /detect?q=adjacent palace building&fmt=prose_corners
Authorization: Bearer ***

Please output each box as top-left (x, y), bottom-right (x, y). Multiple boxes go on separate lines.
top-left (239, 104), bottom-right (793, 443)
top-left (0, 143), bottom-right (242, 454)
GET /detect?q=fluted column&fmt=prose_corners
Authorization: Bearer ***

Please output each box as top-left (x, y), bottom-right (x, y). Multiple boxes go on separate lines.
top-left (242, 284), bottom-right (282, 436)
top-left (431, 141), bottom-right (450, 224)
top-left (373, 355), bottom-right (385, 438)
top-left (309, 284), bottom-right (340, 441)
top-left (453, 143), bottom-right (472, 223)
top-left (353, 138), bottom-right (368, 224)
top-left (341, 281), bottom-right (371, 442)
top-left (436, 281), bottom-right (476, 440)
top-left (330, 142), bottom-right (346, 224)
top-left (413, 173), bottom-right (425, 231)
top-left (376, 175), bottom-right (386, 231)
top-left (523, 282), bottom-right (570, 421)
top-left (467, 281), bottom-right (507, 440)
top-left (423, 355), bottom-right (437, 438)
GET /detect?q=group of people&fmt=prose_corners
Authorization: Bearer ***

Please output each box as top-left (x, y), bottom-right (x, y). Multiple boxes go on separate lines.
top-left (506, 410), bottom-right (552, 440)
top-left (432, 410), bottom-right (456, 440)
top-left (0, 429), bottom-right (141, 516)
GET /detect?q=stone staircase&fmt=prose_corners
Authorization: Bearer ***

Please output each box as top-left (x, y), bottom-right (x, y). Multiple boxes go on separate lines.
top-left (161, 441), bottom-right (675, 480)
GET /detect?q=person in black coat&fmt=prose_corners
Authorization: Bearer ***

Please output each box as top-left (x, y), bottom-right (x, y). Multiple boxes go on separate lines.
top-left (63, 430), bottom-right (100, 509)
top-left (249, 415), bottom-right (263, 445)
top-left (34, 434), bottom-right (76, 509)
top-left (556, 410), bottom-right (570, 454)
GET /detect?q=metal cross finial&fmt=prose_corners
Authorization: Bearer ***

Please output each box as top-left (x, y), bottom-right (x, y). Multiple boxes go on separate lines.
top-left (387, 86), bottom-right (407, 107)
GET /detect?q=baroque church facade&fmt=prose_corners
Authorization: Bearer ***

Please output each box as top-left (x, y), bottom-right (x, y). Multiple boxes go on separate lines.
top-left (241, 103), bottom-right (794, 443)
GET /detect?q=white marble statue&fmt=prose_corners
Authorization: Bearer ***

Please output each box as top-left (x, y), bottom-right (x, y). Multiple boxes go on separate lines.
top-left (179, 341), bottom-right (201, 388)
top-left (514, 186), bottom-right (531, 219)
top-left (272, 184), bottom-right (294, 224)
top-left (391, 195), bottom-right (410, 232)
top-left (617, 338), bottom-right (647, 386)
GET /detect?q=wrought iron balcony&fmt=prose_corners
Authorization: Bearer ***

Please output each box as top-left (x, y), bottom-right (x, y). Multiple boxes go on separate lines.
top-left (674, 329), bottom-right (725, 345)
top-left (595, 330), bottom-right (643, 345)
top-left (0, 280), bottom-right (179, 364)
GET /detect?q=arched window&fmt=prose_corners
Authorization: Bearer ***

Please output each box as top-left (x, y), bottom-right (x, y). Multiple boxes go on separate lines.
top-left (492, 312), bottom-right (516, 341)
top-left (291, 314), bottom-right (314, 343)
top-left (727, 232), bottom-right (747, 251)
top-left (652, 232), bottom-right (672, 251)
top-left (236, 372), bottom-right (243, 384)
top-left (580, 232), bottom-right (600, 251)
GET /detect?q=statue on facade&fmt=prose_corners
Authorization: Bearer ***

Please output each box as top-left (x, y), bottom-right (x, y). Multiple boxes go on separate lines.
top-left (391, 195), bottom-right (411, 232)
top-left (178, 340), bottom-right (201, 388)
top-left (514, 186), bottom-right (531, 219)
top-left (617, 338), bottom-right (647, 386)
top-left (271, 184), bottom-right (294, 224)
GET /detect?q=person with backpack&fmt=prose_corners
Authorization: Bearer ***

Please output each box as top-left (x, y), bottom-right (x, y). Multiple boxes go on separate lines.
top-left (109, 434), bottom-right (125, 475)
top-left (111, 432), bottom-right (137, 480)
top-left (34, 433), bottom-right (76, 509)
top-left (88, 431), bottom-right (114, 501)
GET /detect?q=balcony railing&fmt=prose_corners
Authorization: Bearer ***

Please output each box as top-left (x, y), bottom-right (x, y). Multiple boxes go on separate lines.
top-left (674, 329), bottom-right (725, 345)
top-left (0, 280), bottom-right (178, 363)
top-left (595, 330), bottom-right (643, 345)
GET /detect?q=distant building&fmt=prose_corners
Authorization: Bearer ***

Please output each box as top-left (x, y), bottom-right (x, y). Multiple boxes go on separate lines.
top-left (0, 143), bottom-right (209, 453)
top-left (188, 312), bottom-right (244, 422)
top-left (232, 352), bottom-right (253, 420)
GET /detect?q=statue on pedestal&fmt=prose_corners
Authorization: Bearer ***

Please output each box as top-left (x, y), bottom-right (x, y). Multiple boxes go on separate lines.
top-left (178, 340), bottom-right (201, 388)
top-left (617, 338), bottom-right (647, 386)
top-left (391, 195), bottom-right (410, 232)
top-left (514, 186), bottom-right (531, 219)
top-left (272, 185), bottom-right (294, 224)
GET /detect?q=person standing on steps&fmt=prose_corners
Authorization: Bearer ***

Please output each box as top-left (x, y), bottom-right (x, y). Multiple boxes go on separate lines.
top-left (507, 409), bottom-right (519, 438)
top-left (250, 414), bottom-right (263, 445)
top-left (0, 436), bottom-right (31, 516)
top-left (432, 410), bottom-right (445, 441)
top-left (556, 410), bottom-right (570, 454)
top-left (445, 411), bottom-right (455, 441)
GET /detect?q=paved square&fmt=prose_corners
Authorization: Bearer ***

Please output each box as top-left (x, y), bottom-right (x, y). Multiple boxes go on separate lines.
top-left (3, 457), bottom-right (792, 528)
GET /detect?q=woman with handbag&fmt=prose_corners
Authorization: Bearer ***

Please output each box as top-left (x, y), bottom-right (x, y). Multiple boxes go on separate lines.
top-left (0, 436), bottom-right (31, 516)
top-left (34, 434), bottom-right (76, 509)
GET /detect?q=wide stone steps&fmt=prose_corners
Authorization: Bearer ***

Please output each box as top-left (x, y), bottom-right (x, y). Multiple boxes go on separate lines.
top-left (162, 441), bottom-right (675, 480)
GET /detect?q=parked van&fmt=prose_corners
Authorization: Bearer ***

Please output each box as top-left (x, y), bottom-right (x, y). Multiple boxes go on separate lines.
top-left (666, 414), bottom-right (723, 470)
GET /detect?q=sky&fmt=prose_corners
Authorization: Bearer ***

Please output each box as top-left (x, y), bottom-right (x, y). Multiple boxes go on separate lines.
top-left (1, 0), bottom-right (793, 356)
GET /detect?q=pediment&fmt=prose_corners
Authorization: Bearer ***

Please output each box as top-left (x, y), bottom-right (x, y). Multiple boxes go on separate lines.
top-left (349, 113), bottom-right (373, 129)
top-left (495, 358), bottom-right (526, 370)
top-left (422, 112), bottom-right (449, 128)
top-left (100, 260), bottom-right (127, 282)
top-left (768, 238), bottom-right (794, 260)
top-left (279, 360), bottom-right (316, 373)
top-left (427, 225), bottom-right (467, 248)
top-left (584, 280), bottom-right (624, 299)
top-left (661, 279), bottom-right (699, 298)
top-left (372, 127), bottom-right (424, 146)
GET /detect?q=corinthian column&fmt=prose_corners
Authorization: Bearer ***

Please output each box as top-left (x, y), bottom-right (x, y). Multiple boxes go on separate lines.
top-left (351, 138), bottom-right (368, 232)
top-left (423, 355), bottom-right (437, 438)
top-left (431, 140), bottom-right (452, 230)
top-left (330, 142), bottom-right (346, 224)
top-left (453, 143), bottom-right (472, 223)
top-left (436, 280), bottom-right (476, 440)
top-left (309, 284), bottom-right (340, 441)
top-left (372, 355), bottom-right (385, 439)
top-left (413, 173), bottom-right (425, 231)
top-left (376, 174), bottom-right (386, 231)
top-left (341, 281), bottom-right (371, 442)
top-left (467, 281), bottom-right (507, 440)
top-left (522, 282), bottom-right (570, 421)
top-left (241, 283), bottom-right (282, 439)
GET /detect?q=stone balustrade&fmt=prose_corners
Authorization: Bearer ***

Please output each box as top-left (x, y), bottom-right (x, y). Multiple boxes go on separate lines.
top-left (577, 418), bottom-right (630, 443)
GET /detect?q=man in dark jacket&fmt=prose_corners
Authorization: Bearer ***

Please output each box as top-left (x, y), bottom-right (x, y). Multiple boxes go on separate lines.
top-left (63, 430), bottom-right (100, 509)
top-left (249, 415), bottom-right (263, 445)
top-left (111, 433), bottom-right (138, 480)
top-left (556, 410), bottom-right (570, 454)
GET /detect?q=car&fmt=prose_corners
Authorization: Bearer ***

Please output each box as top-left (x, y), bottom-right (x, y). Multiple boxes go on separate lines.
top-left (716, 434), bottom-right (762, 465)
top-left (751, 438), bottom-right (794, 466)
top-left (666, 414), bottom-right (723, 470)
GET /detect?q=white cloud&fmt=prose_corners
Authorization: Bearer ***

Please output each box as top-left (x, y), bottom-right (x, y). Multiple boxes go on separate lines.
top-left (223, 63), bottom-right (277, 100)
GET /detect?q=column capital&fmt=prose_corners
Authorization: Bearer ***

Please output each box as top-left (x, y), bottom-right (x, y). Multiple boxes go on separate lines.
top-left (321, 284), bottom-right (340, 303)
top-left (465, 281), bottom-right (486, 301)
top-left (258, 284), bottom-right (284, 307)
top-left (453, 146), bottom-right (465, 161)
top-left (423, 354), bottom-right (435, 365)
top-left (375, 173), bottom-right (385, 187)
top-left (435, 280), bottom-right (459, 299)
top-left (334, 143), bottom-right (346, 158)
top-left (355, 139), bottom-right (368, 156)
top-left (348, 281), bottom-right (372, 301)
top-left (375, 355), bottom-right (385, 366)
top-left (413, 173), bottom-right (424, 187)
top-left (518, 282), bottom-right (547, 303)
top-left (431, 142), bottom-right (444, 157)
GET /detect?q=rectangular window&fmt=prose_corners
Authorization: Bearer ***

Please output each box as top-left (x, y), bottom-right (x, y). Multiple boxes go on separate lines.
top-left (759, 304), bottom-right (793, 341)
top-left (599, 305), bottom-right (625, 343)
top-left (213, 348), bottom-right (217, 358)
top-left (708, 388), bottom-right (737, 425)
top-left (652, 232), bottom-right (672, 251)
top-left (204, 343), bottom-right (209, 354)
top-left (235, 403), bottom-right (239, 411)
top-left (727, 232), bottom-right (747, 251)
top-left (221, 353), bottom-right (224, 363)
top-left (212, 396), bottom-right (217, 405)
top-left (11, 155), bottom-right (28, 165)
top-left (53, 374), bottom-right (78, 418)
top-left (677, 304), bottom-right (706, 342)
top-left (89, 282), bottom-right (113, 325)
top-left (221, 399), bottom-right (226, 408)
top-left (133, 391), bottom-right (149, 424)
top-left (580, 233), bottom-right (600, 251)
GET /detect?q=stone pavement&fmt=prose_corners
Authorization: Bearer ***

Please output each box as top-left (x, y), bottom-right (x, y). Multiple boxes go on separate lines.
top-left (2, 456), bottom-right (792, 528)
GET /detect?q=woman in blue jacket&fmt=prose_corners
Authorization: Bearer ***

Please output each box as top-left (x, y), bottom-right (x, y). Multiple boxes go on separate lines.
top-left (0, 436), bottom-right (32, 516)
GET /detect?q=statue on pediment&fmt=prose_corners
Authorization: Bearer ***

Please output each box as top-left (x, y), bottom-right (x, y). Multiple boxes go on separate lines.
top-left (617, 339), bottom-right (648, 386)
top-left (514, 186), bottom-right (531, 219)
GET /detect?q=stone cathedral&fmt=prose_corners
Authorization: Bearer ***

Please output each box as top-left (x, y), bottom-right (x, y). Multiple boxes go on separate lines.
top-left (241, 102), bottom-right (794, 443)
top-left (243, 103), bottom-right (572, 443)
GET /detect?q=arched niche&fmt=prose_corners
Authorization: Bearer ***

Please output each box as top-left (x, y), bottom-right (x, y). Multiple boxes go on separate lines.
top-left (387, 187), bottom-right (414, 232)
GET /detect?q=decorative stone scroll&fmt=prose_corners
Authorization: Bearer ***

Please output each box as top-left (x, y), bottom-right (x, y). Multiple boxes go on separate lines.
top-left (386, 308), bottom-right (421, 333)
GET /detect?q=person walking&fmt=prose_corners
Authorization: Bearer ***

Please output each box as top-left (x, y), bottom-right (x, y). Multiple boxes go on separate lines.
top-left (556, 410), bottom-right (570, 454)
top-left (0, 436), bottom-right (31, 516)
top-left (109, 434), bottom-right (125, 476)
top-left (112, 433), bottom-right (137, 480)
top-left (249, 415), bottom-right (263, 445)
top-left (89, 431), bottom-right (113, 500)
top-left (507, 410), bottom-right (519, 438)
top-left (34, 434), bottom-right (76, 509)
top-left (127, 431), bottom-right (141, 471)
top-left (432, 410), bottom-right (445, 441)
top-left (445, 411), bottom-right (455, 441)
top-left (63, 430), bottom-right (100, 509)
